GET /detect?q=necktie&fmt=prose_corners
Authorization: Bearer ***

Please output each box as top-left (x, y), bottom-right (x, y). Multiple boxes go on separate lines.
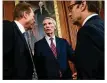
top-left (23, 32), bottom-right (31, 51)
top-left (50, 38), bottom-right (57, 58)
top-left (23, 32), bottom-right (38, 79)
top-left (50, 38), bottom-right (62, 78)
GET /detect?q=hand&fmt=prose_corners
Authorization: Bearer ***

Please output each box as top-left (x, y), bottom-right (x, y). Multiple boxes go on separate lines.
top-left (72, 72), bottom-right (77, 80)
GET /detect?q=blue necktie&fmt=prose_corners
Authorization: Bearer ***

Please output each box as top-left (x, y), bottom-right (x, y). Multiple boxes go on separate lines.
top-left (23, 32), bottom-right (32, 52)
top-left (23, 32), bottom-right (38, 79)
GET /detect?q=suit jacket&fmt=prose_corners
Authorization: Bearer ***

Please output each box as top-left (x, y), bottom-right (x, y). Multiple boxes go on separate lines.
top-left (75, 15), bottom-right (104, 79)
top-left (3, 21), bottom-right (33, 80)
top-left (34, 36), bottom-right (74, 79)
top-left (3, 20), bottom-right (14, 79)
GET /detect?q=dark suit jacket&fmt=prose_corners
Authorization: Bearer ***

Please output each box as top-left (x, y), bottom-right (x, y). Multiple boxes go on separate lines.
top-left (3, 21), bottom-right (33, 80)
top-left (3, 20), bottom-right (14, 79)
top-left (34, 36), bottom-right (74, 79)
top-left (75, 15), bottom-right (104, 79)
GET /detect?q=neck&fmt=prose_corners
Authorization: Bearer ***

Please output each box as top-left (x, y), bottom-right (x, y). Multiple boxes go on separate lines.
top-left (15, 18), bottom-right (27, 31)
top-left (81, 11), bottom-right (96, 26)
top-left (46, 33), bottom-right (54, 38)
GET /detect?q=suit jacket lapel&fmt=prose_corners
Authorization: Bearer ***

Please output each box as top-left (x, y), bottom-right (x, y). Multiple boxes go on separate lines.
top-left (13, 22), bottom-right (30, 51)
top-left (42, 37), bottom-right (59, 59)
top-left (42, 37), bottom-right (50, 49)
top-left (42, 37), bottom-right (54, 55)
top-left (55, 36), bottom-right (60, 59)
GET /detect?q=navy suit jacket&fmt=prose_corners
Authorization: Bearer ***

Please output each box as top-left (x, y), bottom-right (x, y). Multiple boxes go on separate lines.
top-left (3, 21), bottom-right (33, 79)
top-left (75, 15), bottom-right (104, 79)
top-left (34, 36), bottom-right (74, 79)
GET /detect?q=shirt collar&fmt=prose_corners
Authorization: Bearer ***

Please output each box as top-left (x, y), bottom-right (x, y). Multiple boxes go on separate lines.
top-left (14, 20), bottom-right (26, 34)
top-left (45, 34), bottom-right (55, 41)
top-left (82, 13), bottom-right (98, 26)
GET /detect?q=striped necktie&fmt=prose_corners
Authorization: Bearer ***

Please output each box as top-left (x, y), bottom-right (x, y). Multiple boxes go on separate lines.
top-left (50, 37), bottom-right (62, 78)
top-left (50, 37), bottom-right (57, 58)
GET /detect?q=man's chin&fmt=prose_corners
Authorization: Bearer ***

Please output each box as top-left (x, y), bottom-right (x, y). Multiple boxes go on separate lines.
top-left (27, 28), bottom-right (33, 31)
top-left (46, 32), bottom-right (52, 34)
top-left (46, 33), bottom-right (53, 35)
top-left (73, 22), bottom-right (81, 26)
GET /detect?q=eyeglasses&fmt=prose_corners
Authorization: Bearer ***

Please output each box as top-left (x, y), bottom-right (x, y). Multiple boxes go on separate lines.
top-left (68, 3), bottom-right (78, 12)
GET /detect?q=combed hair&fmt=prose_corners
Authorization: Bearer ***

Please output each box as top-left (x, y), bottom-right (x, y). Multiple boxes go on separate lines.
top-left (13, 2), bottom-right (32, 20)
top-left (75, 1), bottom-right (100, 14)
top-left (43, 17), bottom-right (56, 27)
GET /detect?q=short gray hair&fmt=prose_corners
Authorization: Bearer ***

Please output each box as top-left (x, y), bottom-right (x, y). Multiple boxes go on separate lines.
top-left (43, 17), bottom-right (56, 27)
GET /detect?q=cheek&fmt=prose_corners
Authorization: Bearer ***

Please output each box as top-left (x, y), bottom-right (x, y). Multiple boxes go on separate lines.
top-left (30, 17), bottom-right (33, 21)
top-left (72, 11), bottom-right (75, 16)
top-left (44, 27), bottom-right (46, 31)
top-left (51, 28), bottom-right (55, 32)
top-left (28, 15), bottom-right (33, 20)
top-left (44, 26), bottom-right (47, 29)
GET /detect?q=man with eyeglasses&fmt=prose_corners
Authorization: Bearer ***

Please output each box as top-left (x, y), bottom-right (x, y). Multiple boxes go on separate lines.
top-left (68, 0), bottom-right (104, 79)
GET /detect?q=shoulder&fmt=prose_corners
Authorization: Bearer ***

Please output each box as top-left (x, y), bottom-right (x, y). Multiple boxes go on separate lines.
top-left (34, 37), bottom-right (45, 45)
top-left (56, 36), bottom-right (68, 44)
top-left (84, 16), bottom-right (104, 31)
top-left (56, 36), bottom-right (64, 40)
top-left (3, 20), bottom-right (14, 33)
top-left (3, 20), bottom-right (12, 28)
top-left (78, 20), bottom-right (104, 41)
top-left (82, 22), bottom-right (104, 35)
top-left (80, 17), bottom-right (103, 34)
top-left (3, 20), bottom-right (12, 24)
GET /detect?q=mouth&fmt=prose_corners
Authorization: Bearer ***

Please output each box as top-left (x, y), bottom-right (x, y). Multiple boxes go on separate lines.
top-left (45, 29), bottom-right (51, 31)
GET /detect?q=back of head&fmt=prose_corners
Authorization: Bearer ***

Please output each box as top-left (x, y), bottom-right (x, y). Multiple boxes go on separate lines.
top-left (13, 2), bottom-right (32, 20)
top-left (75, 0), bottom-right (100, 14)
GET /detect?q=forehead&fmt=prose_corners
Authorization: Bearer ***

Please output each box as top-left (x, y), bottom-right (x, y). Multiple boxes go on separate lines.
top-left (30, 8), bottom-right (34, 15)
top-left (43, 19), bottom-right (53, 23)
top-left (30, 8), bottom-right (33, 13)
top-left (70, 0), bottom-right (76, 5)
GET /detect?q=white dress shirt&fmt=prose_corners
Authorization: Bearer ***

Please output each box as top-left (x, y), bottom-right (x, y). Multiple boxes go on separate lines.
top-left (45, 35), bottom-right (56, 47)
top-left (14, 20), bottom-right (26, 34)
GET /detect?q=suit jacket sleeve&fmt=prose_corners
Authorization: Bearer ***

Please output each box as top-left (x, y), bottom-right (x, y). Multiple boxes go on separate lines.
top-left (33, 42), bottom-right (46, 79)
top-left (64, 39), bottom-right (75, 63)
top-left (3, 20), bottom-right (14, 79)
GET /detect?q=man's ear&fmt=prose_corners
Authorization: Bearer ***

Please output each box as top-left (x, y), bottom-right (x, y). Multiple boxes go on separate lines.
top-left (54, 25), bottom-right (56, 30)
top-left (54, 27), bottom-right (56, 30)
top-left (23, 11), bottom-right (28, 19)
top-left (80, 1), bottom-right (87, 12)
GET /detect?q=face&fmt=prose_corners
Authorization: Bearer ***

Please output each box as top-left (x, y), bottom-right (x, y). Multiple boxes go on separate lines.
top-left (25, 8), bottom-right (35, 30)
top-left (39, 1), bottom-right (44, 7)
top-left (68, 1), bottom-right (81, 25)
top-left (43, 19), bottom-right (56, 36)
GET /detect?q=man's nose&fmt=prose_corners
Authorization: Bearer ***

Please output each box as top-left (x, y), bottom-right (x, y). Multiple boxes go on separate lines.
top-left (45, 24), bottom-right (50, 28)
top-left (68, 12), bottom-right (72, 18)
top-left (33, 20), bottom-right (36, 24)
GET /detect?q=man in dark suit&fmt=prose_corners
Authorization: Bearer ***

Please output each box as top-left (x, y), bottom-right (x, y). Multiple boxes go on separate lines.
top-left (68, 0), bottom-right (104, 79)
top-left (3, 2), bottom-right (37, 80)
top-left (34, 17), bottom-right (76, 79)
